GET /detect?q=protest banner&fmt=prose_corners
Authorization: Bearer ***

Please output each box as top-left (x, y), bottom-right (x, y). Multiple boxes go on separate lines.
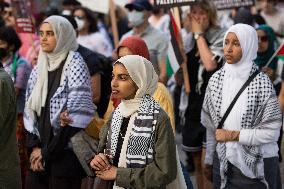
top-left (11, 0), bottom-right (35, 33)
top-left (213, 0), bottom-right (255, 10)
top-left (154, 0), bottom-right (255, 9)
top-left (77, 0), bottom-right (109, 14)
top-left (153, 0), bottom-right (196, 8)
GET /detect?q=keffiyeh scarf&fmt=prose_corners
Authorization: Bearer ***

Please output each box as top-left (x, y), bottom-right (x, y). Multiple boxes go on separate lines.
top-left (109, 94), bottom-right (160, 167)
top-left (202, 64), bottom-right (282, 188)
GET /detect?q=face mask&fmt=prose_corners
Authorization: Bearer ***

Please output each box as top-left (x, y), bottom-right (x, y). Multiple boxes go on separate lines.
top-left (0, 48), bottom-right (8, 59)
top-left (74, 17), bottom-right (85, 31)
top-left (62, 10), bottom-right (71, 16)
top-left (128, 10), bottom-right (144, 27)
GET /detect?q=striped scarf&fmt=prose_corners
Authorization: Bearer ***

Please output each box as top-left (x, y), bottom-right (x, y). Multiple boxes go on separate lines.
top-left (202, 64), bottom-right (282, 188)
top-left (109, 95), bottom-right (160, 167)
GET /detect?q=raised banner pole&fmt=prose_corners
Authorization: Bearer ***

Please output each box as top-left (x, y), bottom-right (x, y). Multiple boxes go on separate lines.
top-left (109, 0), bottom-right (119, 48)
top-left (171, 8), bottom-right (190, 94)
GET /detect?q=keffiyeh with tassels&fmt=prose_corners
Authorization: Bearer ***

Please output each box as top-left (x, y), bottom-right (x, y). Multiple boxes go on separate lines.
top-left (201, 24), bottom-right (282, 189)
top-left (202, 64), bottom-right (281, 188)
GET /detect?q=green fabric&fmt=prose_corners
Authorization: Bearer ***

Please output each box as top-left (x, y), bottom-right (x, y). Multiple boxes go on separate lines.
top-left (166, 56), bottom-right (174, 78)
top-left (98, 109), bottom-right (177, 189)
top-left (255, 25), bottom-right (279, 70)
top-left (0, 68), bottom-right (21, 189)
top-left (277, 55), bottom-right (284, 61)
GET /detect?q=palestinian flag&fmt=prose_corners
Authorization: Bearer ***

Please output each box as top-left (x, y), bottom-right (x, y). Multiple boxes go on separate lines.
top-left (166, 12), bottom-right (184, 77)
top-left (276, 43), bottom-right (284, 61)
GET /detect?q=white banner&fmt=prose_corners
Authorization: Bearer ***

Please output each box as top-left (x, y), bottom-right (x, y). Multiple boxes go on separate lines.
top-left (77, 0), bottom-right (109, 14)
top-left (115, 0), bottom-right (129, 6)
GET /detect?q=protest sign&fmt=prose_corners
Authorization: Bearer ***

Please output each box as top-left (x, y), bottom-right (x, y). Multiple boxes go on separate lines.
top-left (213, 0), bottom-right (255, 10)
top-left (153, 0), bottom-right (196, 8)
top-left (77, 0), bottom-right (109, 14)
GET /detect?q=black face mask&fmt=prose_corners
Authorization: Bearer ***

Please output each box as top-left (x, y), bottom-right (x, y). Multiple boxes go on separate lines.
top-left (0, 47), bottom-right (8, 59)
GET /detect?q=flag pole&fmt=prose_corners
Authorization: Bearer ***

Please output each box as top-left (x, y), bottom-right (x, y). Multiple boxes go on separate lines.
top-left (109, 0), bottom-right (119, 48)
top-left (171, 7), bottom-right (191, 94)
top-left (264, 42), bottom-right (284, 68)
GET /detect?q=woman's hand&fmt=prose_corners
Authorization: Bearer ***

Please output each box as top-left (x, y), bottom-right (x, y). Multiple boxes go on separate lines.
top-left (30, 147), bottom-right (44, 172)
top-left (60, 110), bottom-right (73, 127)
top-left (204, 164), bottom-right (213, 182)
top-left (95, 166), bottom-right (117, 181)
top-left (262, 67), bottom-right (275, 81)
top-left (215, 129), bottom-right (240, 142)
top-left (90, 153), bottom-right (112, 171)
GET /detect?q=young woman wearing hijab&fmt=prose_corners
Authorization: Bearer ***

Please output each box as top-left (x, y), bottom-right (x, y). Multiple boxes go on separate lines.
top-left (116, 36), bottom-right (176, 131)
top-left (255, 25), bottom-right (281, 93)
top-left (24, 16), bottom-right (95, 189)
top-left (89, 55), bottom-right (187, 188)
top-left (202, 24), bottom-right (282, 189)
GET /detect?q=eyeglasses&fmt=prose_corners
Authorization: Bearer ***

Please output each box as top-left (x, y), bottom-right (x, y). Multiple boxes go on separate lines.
top-left (258, 35), bottom-right (268, 42)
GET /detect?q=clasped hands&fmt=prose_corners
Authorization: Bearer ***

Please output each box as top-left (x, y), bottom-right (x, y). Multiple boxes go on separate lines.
top-left (90, 153), bottom-right (117, 180)
top-left (215, 129), bottom-right (240, 142)
top-left (30, 147), bottom-right (45, 172)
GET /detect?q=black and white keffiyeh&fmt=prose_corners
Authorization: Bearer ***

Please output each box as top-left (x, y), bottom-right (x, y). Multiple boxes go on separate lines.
top-left (109, 94), bottom-right (160, 167)
top-left (202, 61), bottom-right (281, 188)
top-left (201, 24), bottom-right (282, 188)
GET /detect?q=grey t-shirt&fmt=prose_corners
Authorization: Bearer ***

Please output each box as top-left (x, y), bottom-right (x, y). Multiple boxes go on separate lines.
top-left (121, 25), bottom-right (169, 75)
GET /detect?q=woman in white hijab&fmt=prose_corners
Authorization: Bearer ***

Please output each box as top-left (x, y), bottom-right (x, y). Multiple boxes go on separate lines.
top-left (89, 55), bottom-right (186, 189)
top-left (24, 16), bottom-right (94, 189)
top-left (201, 23), bottom-right (282, 189)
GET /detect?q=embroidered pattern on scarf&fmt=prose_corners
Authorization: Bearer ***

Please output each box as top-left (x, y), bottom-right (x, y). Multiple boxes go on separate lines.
top-left (109, 94), bottom-right (160, 167)
top-left (202, 64), bottom-right (282, 188)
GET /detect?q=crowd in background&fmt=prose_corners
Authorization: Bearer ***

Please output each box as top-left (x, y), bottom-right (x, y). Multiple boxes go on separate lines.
top-left (0, 0), bottom-right (284, 189)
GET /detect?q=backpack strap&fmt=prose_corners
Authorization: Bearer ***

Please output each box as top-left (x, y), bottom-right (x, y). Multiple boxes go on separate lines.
top-left (217, 70), bottom-right (260, 129)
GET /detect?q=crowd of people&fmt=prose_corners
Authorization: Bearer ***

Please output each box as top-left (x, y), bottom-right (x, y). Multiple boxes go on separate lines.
top-left (0, 0), bottom-right (284, 188)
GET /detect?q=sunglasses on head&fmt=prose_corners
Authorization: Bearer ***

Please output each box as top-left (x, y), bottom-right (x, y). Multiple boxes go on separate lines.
top-left (258, 35), bottom-right (268, 42)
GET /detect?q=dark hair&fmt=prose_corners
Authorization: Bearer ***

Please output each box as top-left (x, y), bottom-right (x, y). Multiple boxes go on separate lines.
top-left (72, 7), bottom-right (98, 33)
top-left (61, 15), bottom-right (78, 30)
top-left (0, 2), bottom-right (9, 12)
top-left (44, 6), bottom-right (60, 17)
top-left (0, 26), bottom-right (22, 53)
top-left (62, 0), bottom-right (81, 6)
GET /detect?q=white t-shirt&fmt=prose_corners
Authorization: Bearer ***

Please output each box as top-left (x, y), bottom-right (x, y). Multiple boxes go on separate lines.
top-left (77, 32), bottom-right (113, 57)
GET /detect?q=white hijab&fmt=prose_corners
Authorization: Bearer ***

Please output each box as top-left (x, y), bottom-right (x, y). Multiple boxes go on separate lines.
top-left (221, 24), bottom-right (258, 131)
top-left (27, 16), bottom-right (78, 117)
top-left (115, 55), bottom-right (158, 117)
top-left (223, 23), bottom-right (258, 79)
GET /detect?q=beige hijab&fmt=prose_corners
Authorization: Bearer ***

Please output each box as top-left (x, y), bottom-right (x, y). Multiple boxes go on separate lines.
top-left (26, 16), bottom-right (78, 117)
top-left (114, 55), bottom-right (158, 117)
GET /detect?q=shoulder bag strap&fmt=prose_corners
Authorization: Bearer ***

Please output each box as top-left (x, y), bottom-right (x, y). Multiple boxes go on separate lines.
top-left (217, 71), bottom-right (260, 129)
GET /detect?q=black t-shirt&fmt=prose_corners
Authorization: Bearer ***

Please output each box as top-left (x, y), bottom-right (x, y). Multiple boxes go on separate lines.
top-left (77, 45), bottom-right (112, 118)
top-left (26, 59), bottom-right (85, 177)
top-left (185, 44), bottom-right (223, 121)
